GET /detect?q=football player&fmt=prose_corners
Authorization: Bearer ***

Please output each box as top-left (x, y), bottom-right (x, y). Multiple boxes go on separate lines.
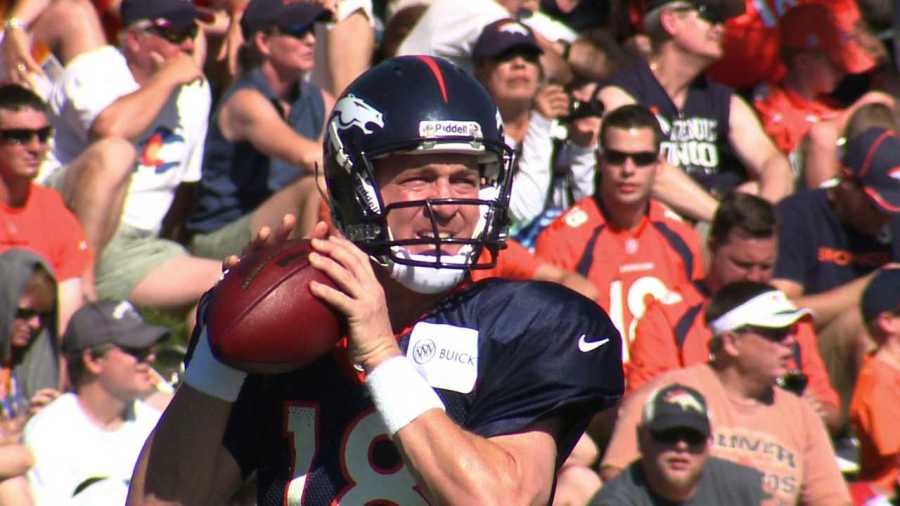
top-left (127, 55), bottom-right (624, 505)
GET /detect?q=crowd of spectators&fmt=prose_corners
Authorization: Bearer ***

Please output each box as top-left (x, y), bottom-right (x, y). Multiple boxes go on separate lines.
top-left (0, 0), bottom-right (897, 504)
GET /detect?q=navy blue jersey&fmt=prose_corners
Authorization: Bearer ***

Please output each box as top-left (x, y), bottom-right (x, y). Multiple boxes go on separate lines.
top-left (774, 189), bottom-right (899, 295)
top-left (220, 279), bottom-right (624, 505)
top-left (603, 60), bottom-right (739, 194)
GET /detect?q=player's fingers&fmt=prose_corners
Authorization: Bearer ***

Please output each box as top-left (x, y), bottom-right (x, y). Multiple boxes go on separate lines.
top-left (307, 250), bottom-right (361, 300)
top-left (310, 237), bottom-right (371, 285)
top-left (308, 278), bottom-right (354, 314)
top-left (310, 221), bottom-right (330, 240)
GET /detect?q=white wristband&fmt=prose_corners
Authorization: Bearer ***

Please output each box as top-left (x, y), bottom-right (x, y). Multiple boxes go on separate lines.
top-left (365, 356), bottom-right (445, 436)
top-left (182, 326), bottom-right (247, 402)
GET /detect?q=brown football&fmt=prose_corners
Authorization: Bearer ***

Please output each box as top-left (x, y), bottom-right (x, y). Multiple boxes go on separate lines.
top-left (205, 238), bottom-right (343, 374)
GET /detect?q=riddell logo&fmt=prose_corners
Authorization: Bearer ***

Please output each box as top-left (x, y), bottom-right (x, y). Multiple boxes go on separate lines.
top-left (419, 121), bottom-right (483, 139)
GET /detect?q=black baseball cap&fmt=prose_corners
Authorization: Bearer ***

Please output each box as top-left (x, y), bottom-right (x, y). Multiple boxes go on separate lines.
top-left (240, 0), bottom-right (331, 38)
top-left (645, 0), bottom-right (744, 24)
top-left (861, 268), bottom-right (900, 322)
top-left (120, 0), bottom-right (204, 31)
top-left (841, 128), bottom-right (900, 214)
top-left (62, 301), bottom-right (169, 353)
top-left (642, 383), bottom-right (711, 437)
top-left (472, 19), bottom-right (543, 61)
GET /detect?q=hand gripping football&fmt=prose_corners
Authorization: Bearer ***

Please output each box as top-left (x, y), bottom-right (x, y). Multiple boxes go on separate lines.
top-left (206, 238), bottom-right (344, 374)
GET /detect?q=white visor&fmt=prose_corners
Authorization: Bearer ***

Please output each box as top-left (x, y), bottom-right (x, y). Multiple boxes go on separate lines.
top-left (709, 290), bottom-right (812, 336)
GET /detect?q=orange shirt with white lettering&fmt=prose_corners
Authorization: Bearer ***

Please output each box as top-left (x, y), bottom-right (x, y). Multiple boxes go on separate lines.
top-left (534, 197), bottom-right (703, 361)
top-left (602, 364), bottom-right (851, 506)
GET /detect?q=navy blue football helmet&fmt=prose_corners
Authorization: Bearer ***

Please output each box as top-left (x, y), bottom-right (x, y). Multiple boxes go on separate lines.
top-left (324, 55), bottom-right (515, 270)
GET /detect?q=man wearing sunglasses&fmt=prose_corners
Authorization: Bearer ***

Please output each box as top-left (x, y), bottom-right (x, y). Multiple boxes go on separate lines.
top-left (536, 104), bottom-right (704, 361)
top-left (23, 300), bottom-right (169, 505)
top-left (187, 0), bottom-right (334, 260)
top-left (596, 0), bottom-right (793, 222)
top-left (0, 84), bottom-right (93, 335)
top-left (602, 281), bottom-right (852, 505)
top-left (591, 383), bottom-right (765, 505)
top-left (35, 0), bottom-right (224, 317)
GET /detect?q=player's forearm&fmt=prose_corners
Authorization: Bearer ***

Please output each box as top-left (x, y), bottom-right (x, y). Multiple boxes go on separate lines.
top-left (127, 386), bottom-right (240, 506)
top-left (395, 412), bottom-right (555, 506)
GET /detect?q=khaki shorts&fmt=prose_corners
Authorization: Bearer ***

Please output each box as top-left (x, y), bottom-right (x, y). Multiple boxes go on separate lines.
top-left (96, 224), bottom-right (187, 301)
top-left (189, 213), bottom-right (253, 261)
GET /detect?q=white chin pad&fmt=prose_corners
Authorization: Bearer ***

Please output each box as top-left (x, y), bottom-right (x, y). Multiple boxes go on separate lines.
top-left (389, 248), bottom-right (469, 294)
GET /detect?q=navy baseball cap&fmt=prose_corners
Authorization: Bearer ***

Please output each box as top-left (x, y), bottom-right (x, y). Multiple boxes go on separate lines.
top-left (120, 0), bottom-right (204, 31)
top-left (861, 268), bottom-right (900, 322)
top-left (63, 301), bottom-right (169, 353)
top-left (472, 19), bottom-right (543, 61)
top-left (642, 383), bottom-right (711, 437)
top-left (240, 0), bottom-right (331, 38)
top-left (842, 128), bottom-right (900, 214)
top-left (645, 0), bottom-right (744, 23)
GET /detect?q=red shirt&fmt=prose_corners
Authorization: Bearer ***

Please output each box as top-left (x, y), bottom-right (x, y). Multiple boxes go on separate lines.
top-left (534, 198), bottom-right (703, 360)
top-left (753, 82), bottom-right (841, 155)
top-left (0, 184), bottom-right (92, 281)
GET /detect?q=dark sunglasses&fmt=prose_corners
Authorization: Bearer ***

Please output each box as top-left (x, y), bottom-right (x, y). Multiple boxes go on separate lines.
top-left (145, 22), bottom-right (198, 44)
top-left (493, 48), bottom-right (541, 64)
top-left (741, 324), bottom-right (796, 343)
top-left (650, 428), bottom-right (707, 446)
top-left (14, 307), bottom-right (52, 321)
top-left (604, 149), bottom-right (658, 167)
top-left (117, 345), bottom-right (156, 363)
top-left (673, 4), bottom-right (726, 24)
top-left (0, 126), bottom-right (53, 145)
top-left (275, 23), bottom-right (316, 39)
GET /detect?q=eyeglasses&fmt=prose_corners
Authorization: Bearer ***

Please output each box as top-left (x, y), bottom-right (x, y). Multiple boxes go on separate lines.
top-left (139, 20), bottom-right (198, 44)
top-left (90, 344), bottom-right (155, 362)
top-left (650, 428), bottom-right (707, 446)
top-left (0, 126), bottom-right (53, 145)
top-left (274, 23), bottom-right (316, 40)
top-left (493, 48), bottom-right (541, 64)
top-left (672, 4), bottom-right (726, 25)
top-left (603, 149), bottom-right (658, 167)
top-left (117, 345), bottom-right (156, 363)
top-left (740, 324), bottom-right (797, 343)
top-left (14, 307), bottom-right (52, 321)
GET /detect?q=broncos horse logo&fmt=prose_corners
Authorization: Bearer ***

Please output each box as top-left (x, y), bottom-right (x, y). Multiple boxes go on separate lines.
top-left (333, 94), bottom-right (385, 135)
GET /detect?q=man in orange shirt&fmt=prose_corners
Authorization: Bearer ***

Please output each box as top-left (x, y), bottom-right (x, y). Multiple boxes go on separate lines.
top-left (850, 267), bottom-right (900, 500)
top-left (0, 84), bottom-right (92, 334)
top-left (535, 104), bottom-right (703, 362)
top-left (602, 281), bottom-right (851, 505)
top-left (628, 191), bottom-right (841, 433)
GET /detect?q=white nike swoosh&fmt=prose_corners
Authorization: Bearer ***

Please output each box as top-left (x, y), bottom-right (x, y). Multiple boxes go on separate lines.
top-left (578, 334), bottom-right (610, 352)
